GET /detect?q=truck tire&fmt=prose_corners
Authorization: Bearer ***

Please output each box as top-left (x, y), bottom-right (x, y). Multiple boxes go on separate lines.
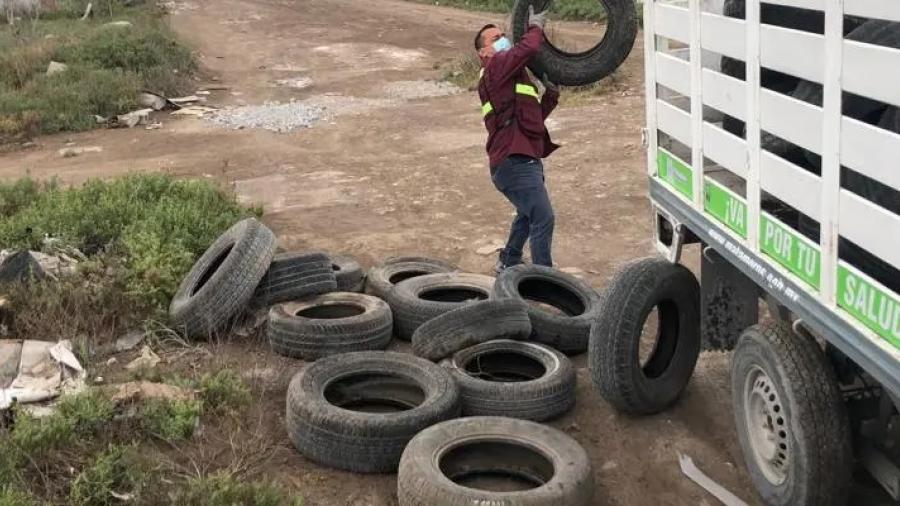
top-left (398, 416), bottom-right (594, 506)
top-left (511, 0), bottom-right (637, 86)
top-left (250, 251), bottom-right (336, 308)
top-left (285, 351), bottom-right (460, 473)
top-left (443, 340), bottom-right (575, 421)
top-left (411, 299), bottom-right (531, 361)
top-left (267, 293), bottom-right (392, 360)
top-left (732, 322), bottom-right (852, 506)
top-left (493, 265), bottom-right (602, 355)
top-left (390, 273), bottom-right (494, 341)
top-left (589, 257), bottom-right (700, 414)
top-left (331, 254), bottom-right (365, 292)
top-left (366, 256), bottom-right (458, 301)
top-left (169, 218), bottom-right (276, 338)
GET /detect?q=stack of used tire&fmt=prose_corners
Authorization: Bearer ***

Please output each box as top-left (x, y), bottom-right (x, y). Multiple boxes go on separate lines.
top-left (169, 219), bottom-right (607, 504)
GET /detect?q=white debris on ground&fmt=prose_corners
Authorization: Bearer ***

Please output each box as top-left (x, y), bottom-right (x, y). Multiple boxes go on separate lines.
top-left (271, 64), bottom-right (308, 72)
top-left (275, 76), bottom-right (313, 89)
top-left (58, 145), bottom-right (102, 157)
top-left (0, 339), bottom-right (86, 411)
top-left (382, 80), bottom-right (462, 100)
top-left (124, 345), bottom-right (161, 371)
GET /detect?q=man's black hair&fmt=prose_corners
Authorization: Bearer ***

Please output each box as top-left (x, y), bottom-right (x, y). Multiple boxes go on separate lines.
top-left (474, 24), bottom-right (498, 50)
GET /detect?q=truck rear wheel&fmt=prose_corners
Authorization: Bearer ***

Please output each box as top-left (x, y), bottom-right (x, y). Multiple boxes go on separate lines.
top-left (732, 322), bottom-right (853, 506)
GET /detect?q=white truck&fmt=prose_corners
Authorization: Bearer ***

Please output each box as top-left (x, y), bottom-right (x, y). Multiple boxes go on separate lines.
top-left (623, 0), bottom-right (899, 503)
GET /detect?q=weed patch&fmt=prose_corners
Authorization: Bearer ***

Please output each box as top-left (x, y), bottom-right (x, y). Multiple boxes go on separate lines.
top-left (140, 398), bottom-right (202, 441)
top-left (177, 472), bottom-right (302, 506)
top-left (69, 444), bottom-right (144, 506)
top-left (0, 486), bottom-right (38, 506)
top-left (0, 1), bottom-right (195, 140)
top-left (10, 390), bottom-right (114, 457)
top-left (198, 370), bottom-right (251, 415)
top-left (0, 174), bottom-right (256, 318)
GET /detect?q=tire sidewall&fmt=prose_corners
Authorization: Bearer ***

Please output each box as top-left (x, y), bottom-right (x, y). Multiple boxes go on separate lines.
top-left (366, 257), bottom-right (457, 299)
top-left (494, 265), bottom-right (600, 352)
top-left (170, 219), bottom-right (250, 315)
top-left (398, 417), bottom-right (593, 505)
top-left (446, 340), bottom-right (567, 395)
top-left (288, 352), bottom-right (459, 438)
top-left (271, 292), bottom-right (389, 330)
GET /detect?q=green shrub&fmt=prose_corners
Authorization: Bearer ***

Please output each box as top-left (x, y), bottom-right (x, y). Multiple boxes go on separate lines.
top-left (0, 174), bottom-right (255, 311)
top-left (10, 390), bottom-right (114, 456)
top-left (0, 67), bottom-right (142, 134)
top-left (70, 445), bottom-right (143, 506)
top-left (0, 1), bottom-right (195, 138)
top-left (178, 472), bottom-right (302, 506)
top-left (57, 27), bottom-right (194, 77)
top-left (0, 486), bottom-right (38, 506)
top-left (140, 398), bottom-right (202, 441)
top-left (0, 40), bottom-right (58, 89)
top-left (198, 370), bottom-right (251, 415)
top-left (0, 179), bottom-right (47, 217)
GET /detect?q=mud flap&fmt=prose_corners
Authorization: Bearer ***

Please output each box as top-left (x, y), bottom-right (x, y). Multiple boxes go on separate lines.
top-left (701, 246), bottom-right (759, 351)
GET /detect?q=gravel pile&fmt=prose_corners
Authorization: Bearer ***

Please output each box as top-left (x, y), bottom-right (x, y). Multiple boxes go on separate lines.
top-left (208, 80), bottom-right (461, 133)
top-left (383, 80), bottom-right (461, 100)
top-left (210, 101), bottom-right (326, 132)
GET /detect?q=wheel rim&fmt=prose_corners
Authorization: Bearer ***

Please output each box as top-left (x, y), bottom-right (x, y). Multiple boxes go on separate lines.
top-left (743, 365), bottom-right (790, 486)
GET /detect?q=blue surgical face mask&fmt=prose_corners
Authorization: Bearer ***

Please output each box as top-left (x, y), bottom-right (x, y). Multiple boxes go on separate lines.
top-left (492, 36), bottom-right (512, 53)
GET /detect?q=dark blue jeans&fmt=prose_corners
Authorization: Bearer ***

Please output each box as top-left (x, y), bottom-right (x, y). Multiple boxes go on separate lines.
top-left (491, 155), bottom-right (555, 267)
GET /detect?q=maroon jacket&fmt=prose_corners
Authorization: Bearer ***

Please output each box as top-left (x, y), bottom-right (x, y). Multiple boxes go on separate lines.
top-left (478, 26), bottom-right (560, 169)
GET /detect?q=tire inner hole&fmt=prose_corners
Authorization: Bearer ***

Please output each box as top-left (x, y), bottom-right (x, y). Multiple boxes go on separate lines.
top-left (324, 372), bottom-right (425, 413)
top-left (640, 300), bottom-right (680, 379)
top-left (463, 350), bottom-right (546, 382)
top-left (517, 279), bottom-right (585, 316)
top-left (419, 287), bottom-right (489, 303)
top-left (439, 440), bottom-right (555, 492)
top-left (296, 303), bottom-right (365, 319)
top-left (191, 244), bottom-right (233, 296)
top-left (389, 270), bottom-right (428, 284)
top-left (542, 8), bottom-right (610, 55)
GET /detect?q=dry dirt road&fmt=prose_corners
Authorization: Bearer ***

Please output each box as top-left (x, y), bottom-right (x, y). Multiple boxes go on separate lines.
top-left (0, 0), bottom-right (868, 504)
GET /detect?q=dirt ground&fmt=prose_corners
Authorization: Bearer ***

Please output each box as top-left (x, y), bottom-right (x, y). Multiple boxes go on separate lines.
top-left (0, 0), bottom-right (885, 504)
